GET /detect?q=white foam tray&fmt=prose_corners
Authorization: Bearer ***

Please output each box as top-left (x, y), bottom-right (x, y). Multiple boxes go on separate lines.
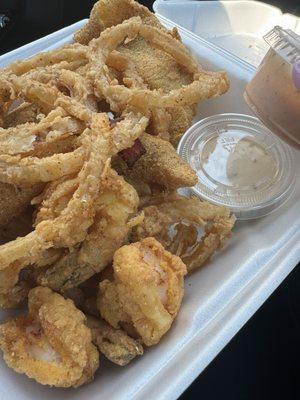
top-left (153, 0), bottom-right (300, 67)
top-left (0, 17), bottom-right (299, 400)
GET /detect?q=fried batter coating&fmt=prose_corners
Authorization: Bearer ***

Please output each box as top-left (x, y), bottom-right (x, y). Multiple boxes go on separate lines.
top-left (0, 287), bottom-right (99, 387)
top-left (36, 167), bottom-right (140, 291)
top-left (74, 0), bottom-right (160, 45)
top-left (118, 37), bottom-right (196, 145)
top-left (2, 101), bottom-right (41, 128)
top-left (0, 112), bottom-right (147, 300)
top-left (114, 133), bottom-right (197, 189)
top-left (27, 68), bottom-right (98, 112)
top-left (0, 281), bottom-right (32, 309)
top-left (131, 196), bottom-right (236, 272)
top-left (0, 209), bottom-right (35, 308)
top-left (0, 123), bottom-right (105, 298)
top-left (0, 76), bottom-right (90, 187)
top-left (87, 316), bottom-right (143, 366)
top-left (88, 17), bottom-right (228, 115)
top-left (0, 182), bottom-right (43, 227)
top-left (68, 269), bottom-right (112, 316)
top-left (75, 0), bottom-right (229, 145)
top-left (4, 44), bottom-right (87, 76)
top-left (0, 0), bottom-right (235, 388)
top-left (0, 107), bottom-right (82, 158)
top-left (98, 237), bottom-right (187, 346)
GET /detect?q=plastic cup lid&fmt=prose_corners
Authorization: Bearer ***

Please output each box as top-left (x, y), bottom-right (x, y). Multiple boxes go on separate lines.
top-left (178, 114), bottom-right (295, 220)
top-left (264, 26), bottom-right (300, 65)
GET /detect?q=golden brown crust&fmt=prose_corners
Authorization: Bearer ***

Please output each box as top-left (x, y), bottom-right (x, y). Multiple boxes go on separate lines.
top-left (114, 133), bottom-right (197, 189)
top-left (36, 168), bottom-right (140, 292)
top-left (0, 112), bottom-right (147, 302)
top-left (131, 196), bottom-right (236, 272)
top-left (87, 315), bottom-right (143, 366)
top-left (0, 0), bottom-right (233, 388)
top-left (0, 182), bottom-right (43, 227)
top-left (98, 237), bottom-right (187, 346)
top-left (74, 0), bottom-right (161, 45)
top-left (0, 287), bottom-right (99, 387)
top-left (2, 102), bottom-right (40, 128)
top-left (73, 0), bottom-right (197, 145)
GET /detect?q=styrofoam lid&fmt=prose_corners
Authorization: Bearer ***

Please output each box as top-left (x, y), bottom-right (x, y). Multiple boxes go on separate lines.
top-left (178, 114), bottom-right (295, 220)
top-left (153, 1), bottom-right (300, 68)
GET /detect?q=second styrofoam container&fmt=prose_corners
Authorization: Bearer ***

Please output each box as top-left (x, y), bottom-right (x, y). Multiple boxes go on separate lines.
top-left (153, 0), bottom-right (300, 67)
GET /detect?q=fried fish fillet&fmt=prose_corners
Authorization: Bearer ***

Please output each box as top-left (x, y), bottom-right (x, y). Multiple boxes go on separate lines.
top-left (74, 0), bottom-right (161, 45)
top-left (114, 133), bottom-right (197, 190)
top-left (74, 0), bottom-right (199, 145)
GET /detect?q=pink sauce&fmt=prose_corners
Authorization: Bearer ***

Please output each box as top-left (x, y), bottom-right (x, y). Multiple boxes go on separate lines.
top-left (244, 48), bottom-right (300, 150)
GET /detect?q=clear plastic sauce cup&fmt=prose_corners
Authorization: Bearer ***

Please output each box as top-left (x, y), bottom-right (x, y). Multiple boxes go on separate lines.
top-left (178, 114), bottom-right (295, 220)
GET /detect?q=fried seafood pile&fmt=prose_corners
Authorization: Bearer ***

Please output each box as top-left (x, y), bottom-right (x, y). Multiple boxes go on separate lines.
top-left (0, 0), bottom-right (234, 388)
top-left (0, 287), bottom-right (99, 387)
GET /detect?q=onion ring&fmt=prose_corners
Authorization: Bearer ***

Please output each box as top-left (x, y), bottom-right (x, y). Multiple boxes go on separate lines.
top-left (0, 112), bottom-right (148, 298)
top-left (88, 17), bottom-right (229, 112)
top-left (35, 167), bottom-right (140, 292)
top-left (5, 44), bottom-right (87, 76)
top-left (107, 50), bottom-right (171, 139)
top-left (0, 107), bottom-right (83, 156)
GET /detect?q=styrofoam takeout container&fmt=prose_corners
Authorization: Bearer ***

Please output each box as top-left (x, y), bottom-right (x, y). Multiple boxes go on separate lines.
top-left (153, 0), bottom-right (300, 67)
top-left (0, 16), bottom-right (299, 400)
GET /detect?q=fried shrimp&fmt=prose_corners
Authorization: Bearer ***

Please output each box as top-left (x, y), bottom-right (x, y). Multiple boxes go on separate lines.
top-left (98, 237), bottom-right (187, 346)
top-left (131, 196), bottom-right (236, 272)
top-left (0, 287), bottom-right (99, 387)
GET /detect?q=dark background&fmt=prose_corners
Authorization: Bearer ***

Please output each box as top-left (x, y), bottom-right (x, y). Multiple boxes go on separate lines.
top-left (1, 0), bottom-right (300, 53)
top-left (0, 1), bottom-right (299, 399)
